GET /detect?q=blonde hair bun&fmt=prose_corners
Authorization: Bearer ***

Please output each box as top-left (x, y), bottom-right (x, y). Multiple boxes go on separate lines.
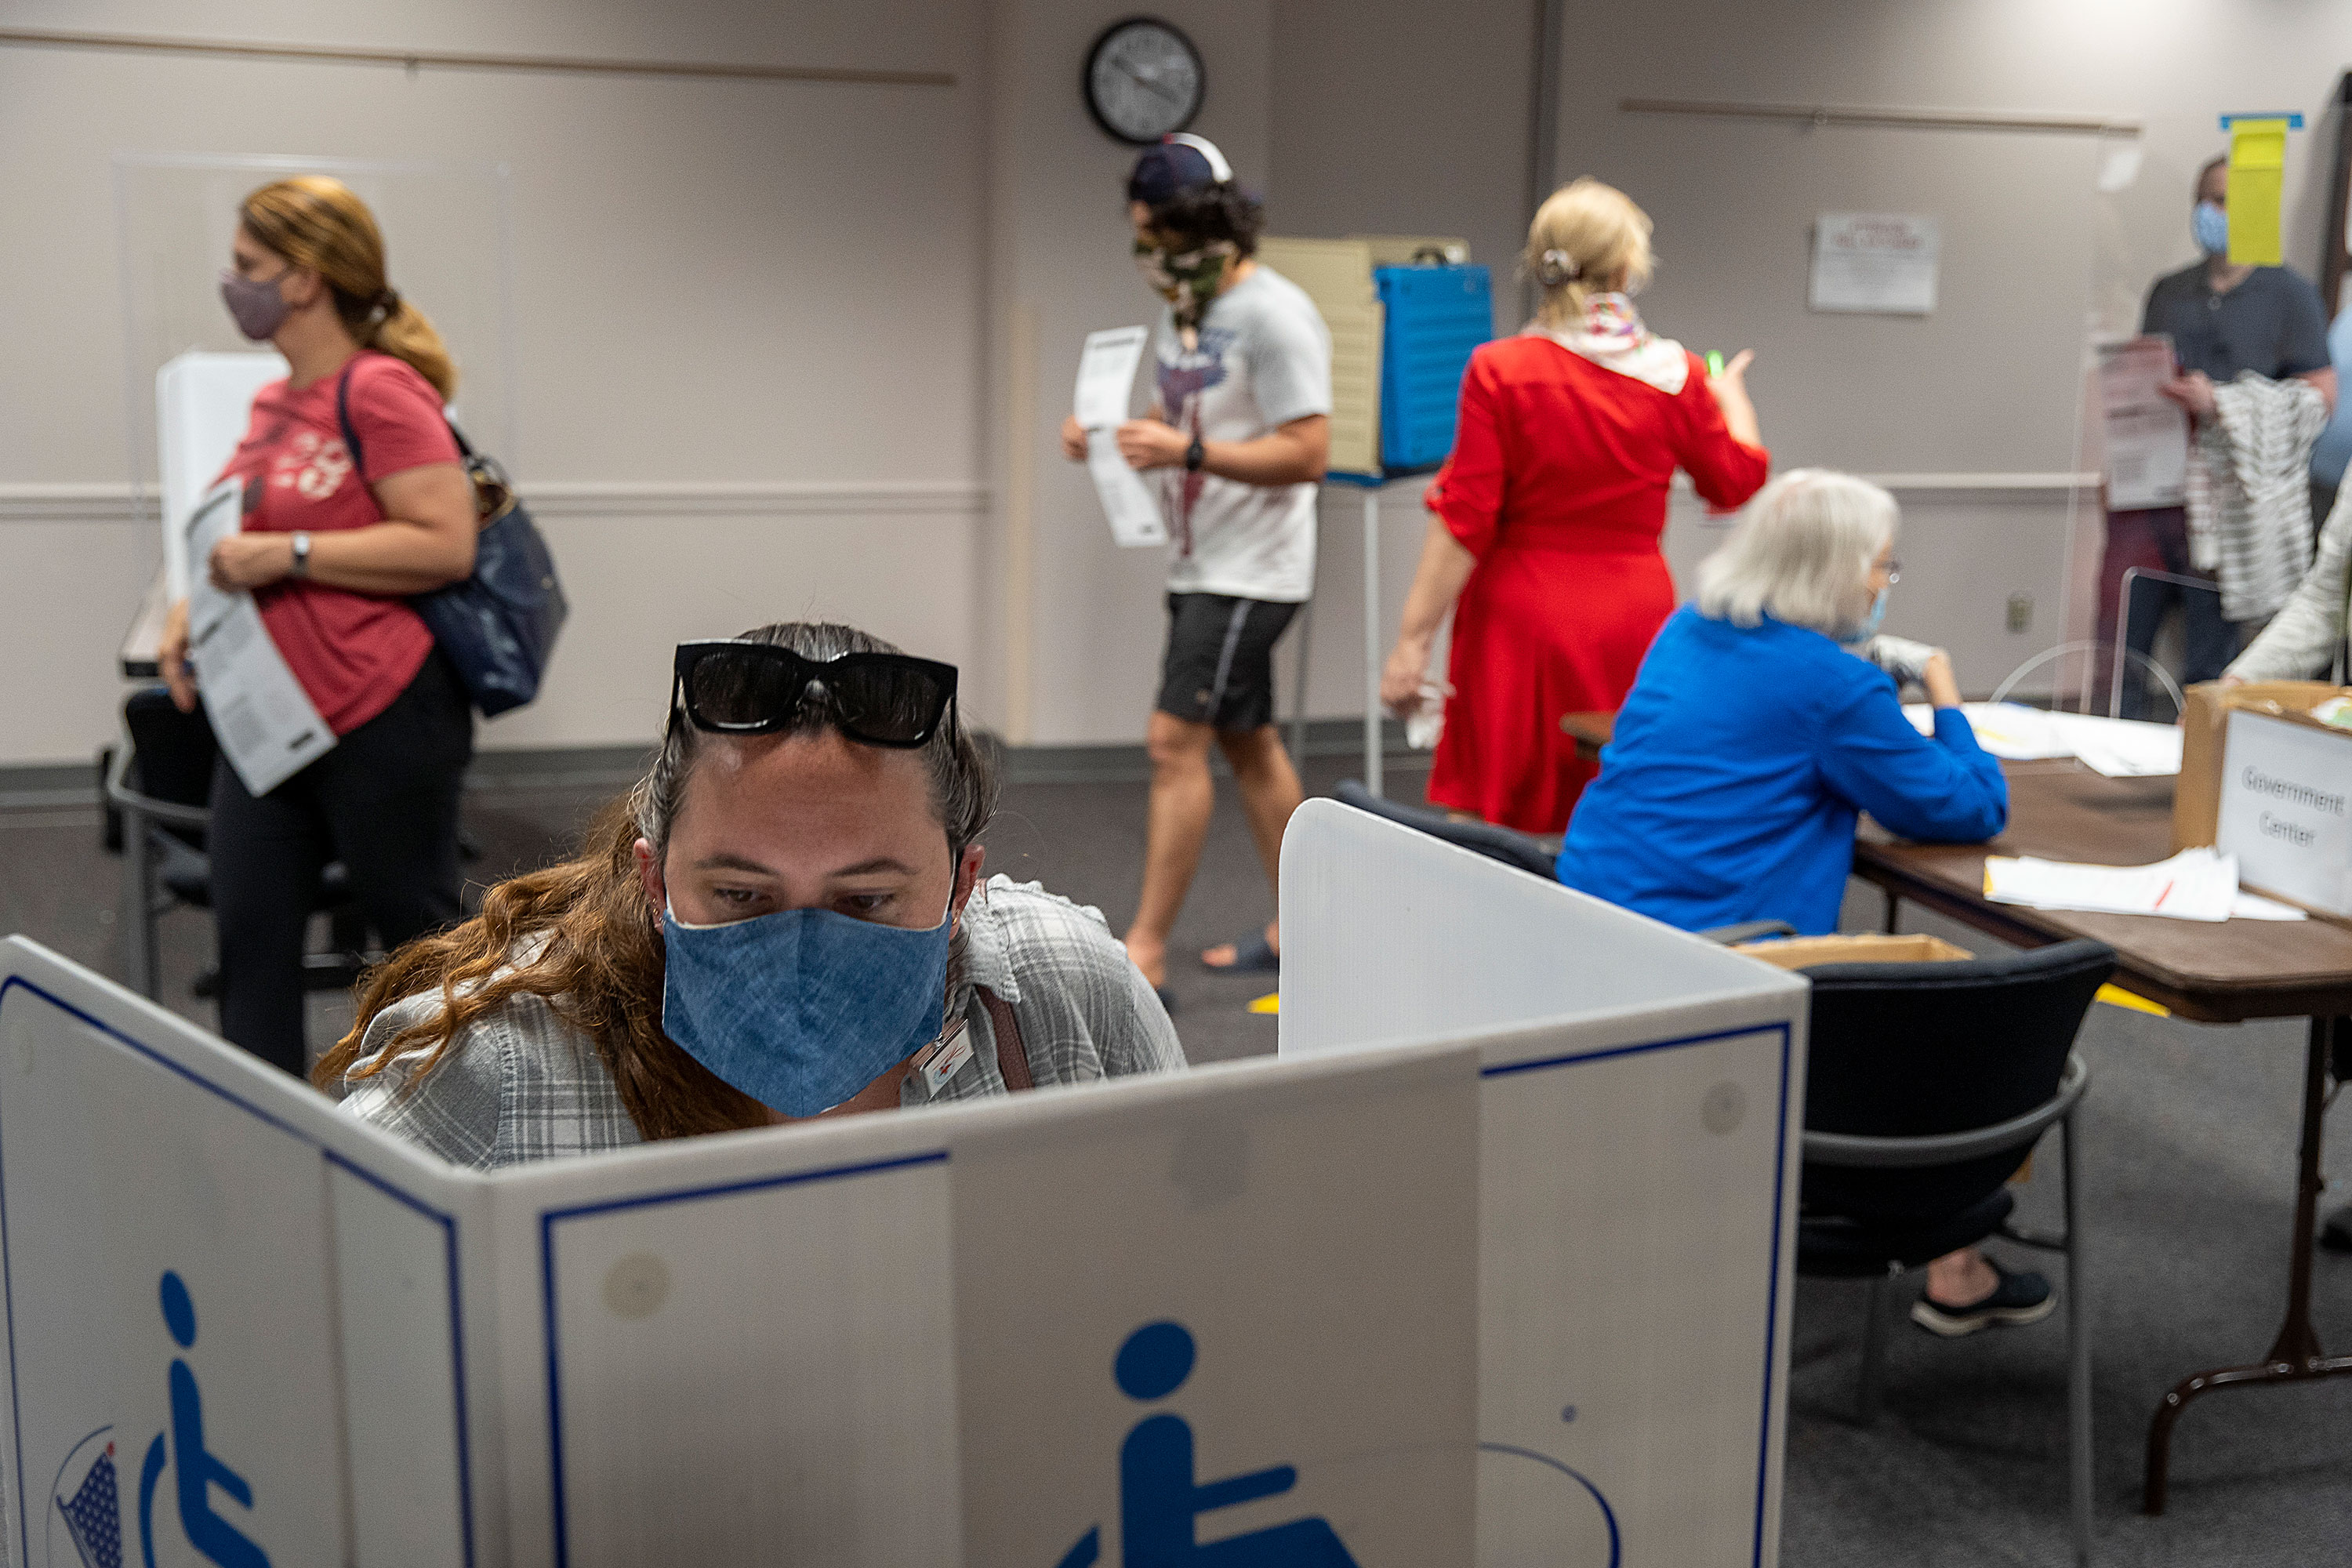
top-left (1523, 178), bottom-right (1655, 325)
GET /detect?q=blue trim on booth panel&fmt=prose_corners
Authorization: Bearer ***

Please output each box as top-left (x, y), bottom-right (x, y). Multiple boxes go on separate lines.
top-left (1478, 1020), bottom-right (1795, 1568)
top-left (536, 1148), bottom-right (950, 1568)
top-left (0, 975), bottom-right (478, 1568)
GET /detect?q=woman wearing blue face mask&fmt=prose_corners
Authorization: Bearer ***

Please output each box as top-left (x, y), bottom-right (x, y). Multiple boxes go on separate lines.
top-left (318, 622), bottom-right (1185, 1167)
top-left (1556, 469), bottom-right (2007, 938)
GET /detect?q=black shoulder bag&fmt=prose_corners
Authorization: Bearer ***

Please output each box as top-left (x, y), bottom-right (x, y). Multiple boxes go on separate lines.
top-left (337, 363), bottom-right (568, 717)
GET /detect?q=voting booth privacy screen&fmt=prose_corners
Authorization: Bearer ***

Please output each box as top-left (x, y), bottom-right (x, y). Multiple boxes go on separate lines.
top-left (114, 153), bottom-right (517, 595)
top-left (0, 936), bottom-right (1481, 1568)
top-left (1281, 802), bottom-right (1809, 1567)
top-left (0, 804), bottom-right (1803, 1566)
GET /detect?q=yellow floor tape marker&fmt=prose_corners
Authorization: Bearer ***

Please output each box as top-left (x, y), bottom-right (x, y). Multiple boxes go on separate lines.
top-left (1247, 992), bottom-right (1279, 1015)
top-left (2096, 983), bottom-right (2169, 1018)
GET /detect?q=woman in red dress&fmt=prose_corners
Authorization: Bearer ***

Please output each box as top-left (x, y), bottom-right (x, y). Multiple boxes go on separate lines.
top-left (1381, 179), bottom-right (1769, 833)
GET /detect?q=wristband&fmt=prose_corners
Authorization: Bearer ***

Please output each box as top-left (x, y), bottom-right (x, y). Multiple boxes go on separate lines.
top-left (288, 532), bottom-right (313, 579)
top-left (1185, 437), bottom-right (1206, 473)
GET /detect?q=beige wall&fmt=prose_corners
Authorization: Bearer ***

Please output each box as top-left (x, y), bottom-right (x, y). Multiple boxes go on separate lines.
top-left (6, 2), bottom-right (2347, 765)
top-left (1555, 0), bottom-right (2352, 687)
top-left (981, 0), bottom-right (1278, 746)
top-left (0, 0), bottom-right (988, 764)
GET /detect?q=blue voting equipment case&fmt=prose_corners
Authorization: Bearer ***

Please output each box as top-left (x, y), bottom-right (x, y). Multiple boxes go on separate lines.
top-left (1374, 263), bottom-right (1493, 473)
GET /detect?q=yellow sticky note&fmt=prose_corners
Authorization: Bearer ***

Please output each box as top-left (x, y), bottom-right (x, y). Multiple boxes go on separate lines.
top-left (2096, 982), bottom-right (2169, 1018)
top-left (2227, 118), bottom-right (2288, 267)
top-left (1247, 991), bottom-right (1279, 1015)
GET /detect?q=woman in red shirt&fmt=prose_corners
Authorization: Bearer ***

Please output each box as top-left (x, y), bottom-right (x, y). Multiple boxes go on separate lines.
top-left (1381, 179), bottom-right (1770, 834)
top-left (157, 176), bottom-right (479, 1075)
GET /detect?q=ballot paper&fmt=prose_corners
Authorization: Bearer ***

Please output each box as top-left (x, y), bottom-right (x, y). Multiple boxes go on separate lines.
top-left (1073, 325), bottom-right (1149, 429)
top-left (1809, 213), bottom-right (1940, 314)
top-left (2047, 712), bottom-right (2183, 777)
top-left (1074, 326), bottom-right (1166, 548)
top-left (1086, 428), bottom-right (1167, 547)
top-left (2230, 891), bottom-right (2310, 921)
top-left (2097, 336), bottom-right (2189, 510)
top-left (182, 477), bottom-right (336, 795)
top-left (1901, 702), bottom-right (2183, 775)
top-left (1984, 846), bottom-right (2239, 923)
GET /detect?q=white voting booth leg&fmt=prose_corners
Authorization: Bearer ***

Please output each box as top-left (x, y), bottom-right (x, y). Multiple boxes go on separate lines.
top-left (1280, 801), bottom-right (1810, 1567)
top-left (0, 936), bottom-right (1484, 1568)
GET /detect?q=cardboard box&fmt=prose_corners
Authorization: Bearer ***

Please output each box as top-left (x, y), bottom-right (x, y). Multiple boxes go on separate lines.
top-left (1733, 932), bottom-right (1974, 969)
top-left (2174, 680), bottom-right (2348, 851)
top-left (2217, 706), bottom-right (2352, 917)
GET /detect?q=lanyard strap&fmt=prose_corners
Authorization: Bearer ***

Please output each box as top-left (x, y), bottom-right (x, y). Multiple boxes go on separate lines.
top-left (975, 987), bottom-right (1034, 1092)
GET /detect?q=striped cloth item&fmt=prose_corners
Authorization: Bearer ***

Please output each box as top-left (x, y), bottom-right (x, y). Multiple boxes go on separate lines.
top-left (2187, 372), bottom-right (2329, 622)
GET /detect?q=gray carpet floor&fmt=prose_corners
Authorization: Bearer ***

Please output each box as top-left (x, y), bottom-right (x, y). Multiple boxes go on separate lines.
top-left (9, 753), bottom-right (2349, 1563)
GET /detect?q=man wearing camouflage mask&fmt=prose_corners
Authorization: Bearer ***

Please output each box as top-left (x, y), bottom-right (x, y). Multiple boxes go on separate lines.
top-left (1059, 135), bottom-right (1331, 996)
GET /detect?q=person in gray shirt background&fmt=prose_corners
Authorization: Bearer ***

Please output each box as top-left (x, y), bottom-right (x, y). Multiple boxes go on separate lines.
top-left (2097, 154), bottom-right (2337, 702)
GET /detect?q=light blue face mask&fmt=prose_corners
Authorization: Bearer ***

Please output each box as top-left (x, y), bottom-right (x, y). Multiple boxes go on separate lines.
top-left (2193, 200), bottom-right (2229, 258)
top-left (661, 898), bottom-right (952, 1118)
top-left (1849, 587), bottom-right (1889, 644)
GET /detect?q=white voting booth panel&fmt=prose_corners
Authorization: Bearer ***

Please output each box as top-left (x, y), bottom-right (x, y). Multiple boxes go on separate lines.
top-left (0, 938), bottom-right (1479, 1568)
top-left (1279, 801), bottom-right (1810, 1568)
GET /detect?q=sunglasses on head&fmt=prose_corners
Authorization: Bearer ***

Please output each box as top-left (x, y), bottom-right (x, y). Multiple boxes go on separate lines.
top-left (670, 641), bottom-right (959, 750)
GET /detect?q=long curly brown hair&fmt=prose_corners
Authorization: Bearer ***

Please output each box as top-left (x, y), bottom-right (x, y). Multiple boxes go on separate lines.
top-left (312, 622), bottom-right (999, 1143)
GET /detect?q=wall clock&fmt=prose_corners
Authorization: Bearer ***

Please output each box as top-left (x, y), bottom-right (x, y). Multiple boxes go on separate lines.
top-left (1083, 17), bottom-right (1205, 146)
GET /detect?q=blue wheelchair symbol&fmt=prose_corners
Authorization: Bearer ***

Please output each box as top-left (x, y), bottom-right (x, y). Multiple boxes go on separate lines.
top-left (1058, 1321), bottom-right (1360, 1567)
top-left (136, 1272), bottom-right (270, 1568)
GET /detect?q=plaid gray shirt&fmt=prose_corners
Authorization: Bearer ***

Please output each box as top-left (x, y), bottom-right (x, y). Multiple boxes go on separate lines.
top-left (335, 877), bottom-right (1187, 1168)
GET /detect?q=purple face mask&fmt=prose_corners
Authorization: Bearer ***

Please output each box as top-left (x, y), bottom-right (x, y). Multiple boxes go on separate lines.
top-left (219, 268), bottom-right (290, 341)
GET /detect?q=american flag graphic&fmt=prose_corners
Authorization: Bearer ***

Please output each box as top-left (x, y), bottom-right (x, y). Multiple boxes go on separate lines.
top-left (55, 1441), bottom-right (122, 1568)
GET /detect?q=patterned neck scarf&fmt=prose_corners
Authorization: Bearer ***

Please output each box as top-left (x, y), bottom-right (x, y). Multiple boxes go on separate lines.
top-left (1527, 291), bottom-right (1689, 394)
top-left (1135, 238), bottom-right (1239, 351)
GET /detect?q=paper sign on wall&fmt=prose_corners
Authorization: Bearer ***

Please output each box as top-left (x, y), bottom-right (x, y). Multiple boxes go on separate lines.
top-left (1809, 213), bottom-right (1940, 315)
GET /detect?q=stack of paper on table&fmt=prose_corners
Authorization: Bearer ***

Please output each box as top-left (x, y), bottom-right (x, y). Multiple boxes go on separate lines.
top-left (1984, 846), bottom-right (2307, 923)
top-left (1902, 702), bottom-right (2183, 777)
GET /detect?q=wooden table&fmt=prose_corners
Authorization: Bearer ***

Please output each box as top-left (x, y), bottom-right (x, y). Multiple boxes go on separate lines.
top-left (1559, 708), bottom-right (2352, 1513)
top-left (1853, 762), bottom-right (2352, 1515)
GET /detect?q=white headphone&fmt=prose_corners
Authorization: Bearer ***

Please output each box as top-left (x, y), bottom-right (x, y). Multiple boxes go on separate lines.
top-left (1164, 132), bottom-right (1233, 185)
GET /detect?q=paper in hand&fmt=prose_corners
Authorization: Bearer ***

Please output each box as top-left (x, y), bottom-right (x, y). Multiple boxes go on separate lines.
top-left (1075, 326), bottom-right (1165, 548)
top-left (1074, 326), bottom-right (1149, 430)
top-left (1087, 429), bottom-right (1167, 547)
top-left (181, 477), bottom-right (336, 796)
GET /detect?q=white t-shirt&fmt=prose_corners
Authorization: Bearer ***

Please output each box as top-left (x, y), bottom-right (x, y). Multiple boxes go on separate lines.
top-left (1151, 266), bottom-right (1332, 604)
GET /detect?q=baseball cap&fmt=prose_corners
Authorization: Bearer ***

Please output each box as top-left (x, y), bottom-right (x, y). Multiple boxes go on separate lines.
top-left (1127, 133), bottom-right (1233, 206)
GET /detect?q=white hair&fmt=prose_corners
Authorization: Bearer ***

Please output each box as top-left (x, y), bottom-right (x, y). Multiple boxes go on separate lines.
top-left (1694, 469), bottom-right (1899, 638)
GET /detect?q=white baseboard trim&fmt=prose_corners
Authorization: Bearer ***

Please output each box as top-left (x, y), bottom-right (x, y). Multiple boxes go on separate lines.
top-left (0, 479), bottom-right (990, 525)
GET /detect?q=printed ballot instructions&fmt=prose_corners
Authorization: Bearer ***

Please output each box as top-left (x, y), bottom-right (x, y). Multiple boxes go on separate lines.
top-left (182, 477), bottom-right (335, 795)
top-left (1074, 326), bottom-right (1167, 548)
top-left (2097, 335), bottom-right (2190, 511)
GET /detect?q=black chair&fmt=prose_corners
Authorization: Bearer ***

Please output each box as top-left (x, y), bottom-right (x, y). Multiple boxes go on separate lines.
top-left (1796, 937), bottom-right (2113, 1565)
top-left (1331, 779), bottom-right (1557, 878)
top-left (1326, 784), bottom-right (1793, 943)
top-left (107, 686), bottom-right (368, 1002)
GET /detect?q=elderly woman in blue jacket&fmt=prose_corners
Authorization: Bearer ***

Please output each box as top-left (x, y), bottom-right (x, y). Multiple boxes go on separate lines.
top-left (1561, 469), bottom-right (2034, 1335)
top-left (1559, 468), bottom-right (2005, 935)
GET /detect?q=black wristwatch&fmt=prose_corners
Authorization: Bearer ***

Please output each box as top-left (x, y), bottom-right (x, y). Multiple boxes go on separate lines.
top-left (1184, 437), bottom-right (1206, 473)
top-left (288, 532), bottom-right (313, 579)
